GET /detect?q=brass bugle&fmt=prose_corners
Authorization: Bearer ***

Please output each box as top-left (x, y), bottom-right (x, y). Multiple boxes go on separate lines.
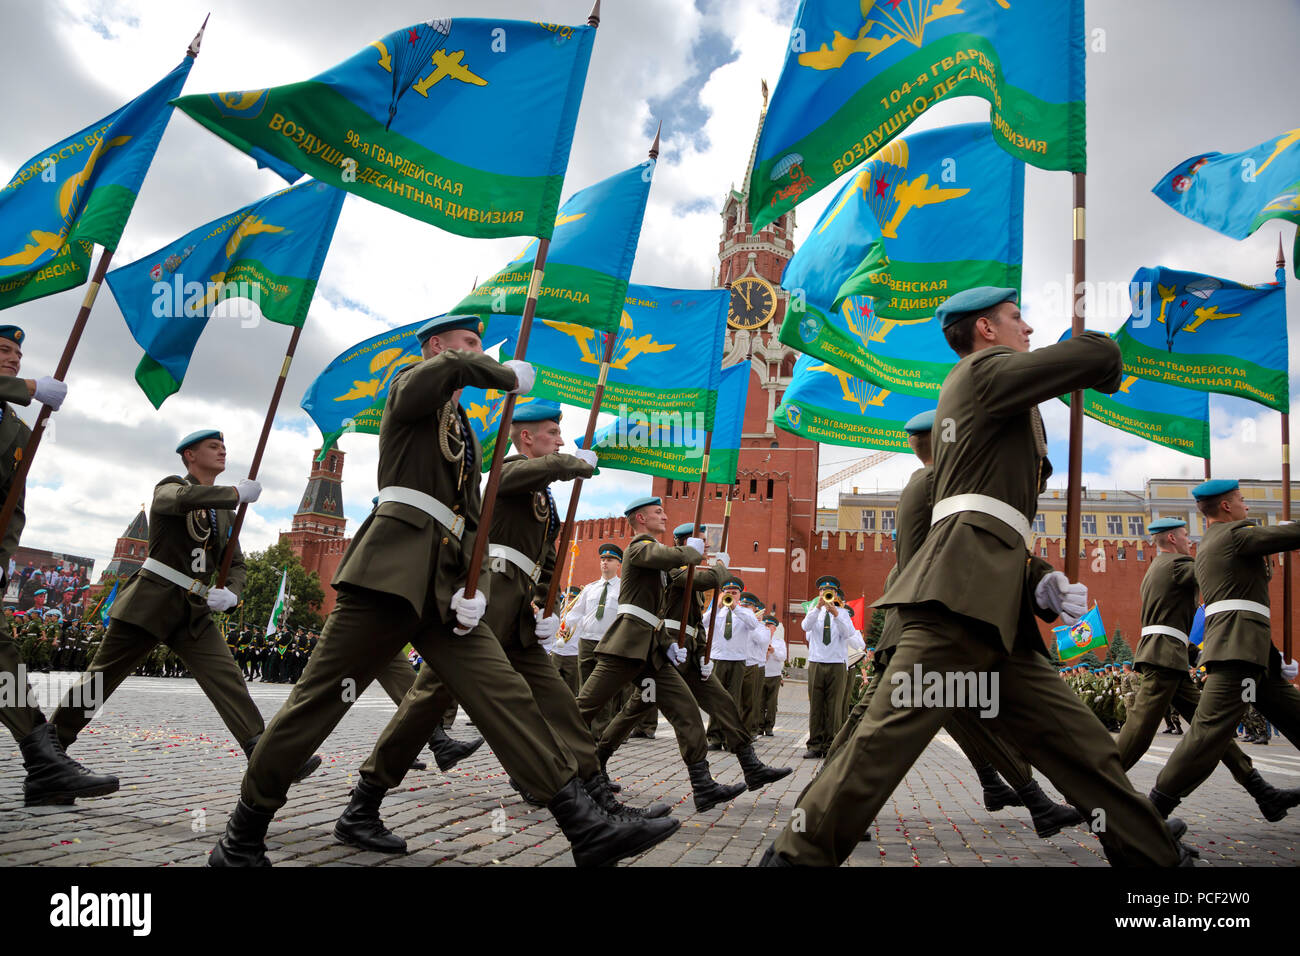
top-left (721, 592), bottom-right (737, 608)
top-left (820, 588), bottom-right (838, 606)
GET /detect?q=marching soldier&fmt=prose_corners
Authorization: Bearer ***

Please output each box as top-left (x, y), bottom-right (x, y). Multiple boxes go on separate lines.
top-left (50, 430), bottom-right (321, 787)
top-left (801, 575), bottom-right (855, 758)
top-left (1150, 479), bottom-right (1300, 823)
top-left (209, 315), bottom-right (678, 867)
top-left (759, 613), bottom-right (785, 736)
top-left (701, 572), bottom-right (763, 749)
top-left (0, 324), bottom-right (118, 805)
top-left (763, 287), bottom-right (1186, 866)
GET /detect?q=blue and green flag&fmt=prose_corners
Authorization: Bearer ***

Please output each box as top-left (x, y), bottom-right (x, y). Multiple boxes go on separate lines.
top-left (579, 362), bottom-right (750, 485)
top-left (1056, 330), bottom-right (1209, 459)
top-left (489, 284), bottom-right (727, 425)
top-left (1153, 129), bottom-right (1300, 278)
top-left (775, 352), bottom-right (934, 450)
top-left (457, 161), bottom-right (655, 332)
top-left (107, 180), bottom-right (345, 408)
top-left (175, 19), bottom-right (594, 239)
top-left (749, 0), bottom-right (1084, 229)
top-left (0, 57), bottom-right (194, 309)
top-left (1054, 604), bottom-right (1107, 662)
top-left (1116, 265), bottom-right (1288, 412)
top-left (99, 581), bottom-right (119, 625)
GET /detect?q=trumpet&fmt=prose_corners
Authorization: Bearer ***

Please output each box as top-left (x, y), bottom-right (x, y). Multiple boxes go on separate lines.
top-left (820, 588), bottom-right (843, 609)
top-left (721, 592), bottom-right (737, 608)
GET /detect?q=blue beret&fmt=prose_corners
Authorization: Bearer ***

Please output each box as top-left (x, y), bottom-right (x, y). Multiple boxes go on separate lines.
top-left (673, 523), bottom-right (697, 538)
top-left (372, 496), bottom-right (379, 506)
top-left (903, 409), bottom-right (936, 434)
top-left (816, 575), bottom-right (840, 590)
top-left (33, 588), bottom-right (46, 596)
top-left (513, 400), bottom-right (562, 424)
top-left (1146, 517), bottom-right (1186, 535)
top-left (176, 429), bottom-right (222, 454)
top-left (624, 495), bottom-right (662, 517)
top-left (598, 543), bottom-right (623, 560)
top-left (1192, 478), bottom-right (1238, 500)
top-left (416, 313), bottom-right (483, 343)
top-left (0, 325), bottom-right (24, 346)
top-left (721, 575), bottom-right (745, 590)
top-left (935, 286), bottom-right (1018, 330)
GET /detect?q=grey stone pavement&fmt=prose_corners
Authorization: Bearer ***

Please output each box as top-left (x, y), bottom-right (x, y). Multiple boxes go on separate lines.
top-left (3, 671), bottom-right (1299, 867)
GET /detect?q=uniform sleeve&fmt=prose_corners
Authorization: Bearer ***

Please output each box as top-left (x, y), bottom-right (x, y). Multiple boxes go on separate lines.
top-left (535, 542), bottom-right (557, 607)
top-left (152, 478), bottom-right (241, 515)
top-left (498, 453), bottom-right (593, 495)
top-left (1171, 556), bottom-right (1198, 589)
top-left (690, 560), bottom-right (728, 591)
top-left (1233, 522), bottom-right (1300, 557)
top-left (0, 479), bottom-right (25, 577)
top-left (974, 333), bottom-right (1123, 418)
top-left (847, 630), bottom-right (866, 653)
top-left (833, 609), bottom-right (856, 641)
top-left (628, 539), bottom-right (703, 571)
top-left (801, 606), bottom-right (820, 633)
top-left (387, 350), bottom-right (517, 423)
top-left (0, 376), bottom-right (31, 406)
top-left (772, 635), bottom-right (787, 663)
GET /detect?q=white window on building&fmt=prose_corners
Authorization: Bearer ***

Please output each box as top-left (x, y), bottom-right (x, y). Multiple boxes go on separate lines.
top-left (1106, 514), bottom-right (1123, 535)
top-left (1128, 515), bottom-right (1145, 536)
top-left (820, 531), bottom-right (830, 549)
top-left (1081, 514), bottom-right (1097, 535)
top-left (881, 510), bottom-right (896, 532)
top-left (861, 510), bottom-right (876, 532)
top-left (1033, 513), bottom-right (1046, 533)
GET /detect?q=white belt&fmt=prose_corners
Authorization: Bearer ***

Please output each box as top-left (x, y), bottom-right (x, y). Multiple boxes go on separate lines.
top-left (141, 558), bottom-right (210, 599)
top-left (487, 544), bottom-right (541, 583)
top-left (377, 486), bottom-right (464, 540)
top-left (1205, 599), bottom-right (1270, 619)
top-left (617, 603), bottom-right (662, 629)
top-left (1141, 625), bottom-right (1190, 645)
top-left (661, 619), bottom-right (698, 639)
top-left (931, 494), bottom-right (1033, 549)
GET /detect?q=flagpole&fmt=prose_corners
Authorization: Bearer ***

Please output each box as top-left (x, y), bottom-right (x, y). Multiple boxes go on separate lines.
top-left (458, 0), bottom-right (603, 614)
top-left (698, 484), bottom-right (736, 665)
top-left (216, 323), bottom-right (304, 585)
top-left (1278, 234), bottom-right (1292, 663)
top-left (541, 122), bottom-right (659, 617)
top-left (0, 17), bottom-right (209, 554)
top-left (1065, 173), bottom-right (1086, 580)
top-left (672, 428), bottom-right (713, 648)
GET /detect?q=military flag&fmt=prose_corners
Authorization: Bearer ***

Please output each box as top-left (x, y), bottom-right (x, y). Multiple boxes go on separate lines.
top-left (174, 18), bottom-right (595, 239)
top-left (106, 180), bottom-right (345, 408)
top-left (1153, 129), bottom-right (1300, 278)
top-left (775, 352), bottom-right (934, 450)
top-left (1115, 265), bottom-right (1288, 412)
top-left (0, 56), bottom-right (195, 309)
top-left (458, 162), bottom-right (655, 332)
top-left (1054, 604), bottom-right (1108, 662)
top-left (266, 567), bottom-right (289, 637)
top-left (99, 581), bottom-right (119, 626)
top-left (749, 0), bottom-right (1084, 229)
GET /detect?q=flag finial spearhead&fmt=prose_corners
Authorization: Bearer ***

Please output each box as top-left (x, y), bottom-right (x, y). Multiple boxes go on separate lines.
top-left (649, 121), bottom-right (661, 160)
top-left (188, 14), bottom-right (209, 58)
top-left (588, 0), bottom-right (601, 27)
top-left (1278, 231), bottom-right (1286, 271)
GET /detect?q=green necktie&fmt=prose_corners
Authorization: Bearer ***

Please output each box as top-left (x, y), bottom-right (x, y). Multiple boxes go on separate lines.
top-left (595, 581), bottom-right (608, 621)
top-left (724, 609), bottom-right (732, 640)
top-left (822, 612), bottom-right (832, 646)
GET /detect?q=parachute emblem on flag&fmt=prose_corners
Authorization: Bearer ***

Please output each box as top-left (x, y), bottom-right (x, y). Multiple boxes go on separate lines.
top-left (331, 345), bottom-right (422, 404)
top-left (797, 0), bottom-right (999, 71)
top-left (210, 89), bottom-right (270, 118)
top-left (1068, 619), bottom-right (1093, 649)
top-left (842, 296), bottom-right (930, 347)
top-left (784, 404), bottom-right (802, 429)
top-left (812, 362), bottom-right (891, 414)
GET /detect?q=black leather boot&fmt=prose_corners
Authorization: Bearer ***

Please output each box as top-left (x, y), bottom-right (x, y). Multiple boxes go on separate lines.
top-left (734, 743), bottom-right (793, 791)
top-left (241, 733), bottom-right (321, 784)
top-left (1148, 787), bottom-right (1180, 819)
top-left (1242, 768), bottom-right (1300, 822)
top-left (19, 721), bottom-right (119, 806)
top-left (1014, 781), bottom-right (1085, 838)
top-left (409, 758), bottom-right (427, 771)
top-left (596, 751), bottom-right (621, 793)
top-left (429, 724), bottom-right (484, 772)
top-left (759, 843), bottom-right (797, 866)
top-left (582, 774), bottom-right (672, 820)
top-left (975, 764), bottom-right (1022, 812)
top-left (686, 759), bottom-right (748, 812)
top-left (208, 799), bottom-right (274, 867)
top-left (547, 777), bottom-right (680, 867)
top-left (333, 779), bottom-right (407, 853)
top-left (509, 777), bottom-right (549, 807)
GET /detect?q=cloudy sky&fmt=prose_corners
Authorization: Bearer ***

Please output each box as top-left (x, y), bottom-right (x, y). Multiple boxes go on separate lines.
top-left (2, 0), bottom-right (1298, 573)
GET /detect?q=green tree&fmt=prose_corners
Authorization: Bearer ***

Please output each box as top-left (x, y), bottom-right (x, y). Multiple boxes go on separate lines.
top-left (867, 608), bottom-right (885, 644)
top-left (1074, 651), bottom-right (1103, 670)
top-left (1105, 629), bottom-right (1133, 664)
top-left (239, 541), bottom-right (325, 631)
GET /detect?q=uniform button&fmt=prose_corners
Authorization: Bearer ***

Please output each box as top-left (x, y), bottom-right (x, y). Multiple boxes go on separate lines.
top-left (442, 537), bottom-right (449, 545)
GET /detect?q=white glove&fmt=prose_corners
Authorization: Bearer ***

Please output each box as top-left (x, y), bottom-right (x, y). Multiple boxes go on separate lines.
top-left (205, 587), bottom-right (238, 612)
top-left (503, 359), bottom-right (535, 395)
top-left (534, 612), bottom-right (560, 639)
top-left (1282, 658), bottom-right (1299, 680)
top-left (32, 376), bottom-right (67, 410)
top-left (235, 478), bottom-right (262, 504)
top-left (684, 536), bottom-right (705, 557)
top-left (451, 587), bottom-right (486, 632)
top-left (713, 552), bottom-right (730, 568)
top-left (1035, 571), bottom-right (1088, 624)
top-left (573, 448), bottom-right (598, 469)
top-left (666, 642), bottom-right (688, 666)
top-left (699, 659), bottom-right (714, 680)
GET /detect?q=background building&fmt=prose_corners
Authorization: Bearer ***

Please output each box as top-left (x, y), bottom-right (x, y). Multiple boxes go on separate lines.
top-left (280, 448), bottom-right (350, 616)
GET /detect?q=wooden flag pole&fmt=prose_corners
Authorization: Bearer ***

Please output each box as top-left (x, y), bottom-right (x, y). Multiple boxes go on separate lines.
top-left (699, 484), bottom-right (736, 665)
top-left (672, 428), bottom-right (713, 647)
top-left (0, 17), bottom-right (209, 554)
top-left (1278, 234), bottom-right (1292, 662)
top-left (216, 322), bottom-right (304, 585)
top-left (541, 122), bottom-right (660, 617)
top-left (1065, 172), bottom-right (1086, 580)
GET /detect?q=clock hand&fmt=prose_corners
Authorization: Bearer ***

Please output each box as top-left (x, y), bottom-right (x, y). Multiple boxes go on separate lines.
top-left (743, 286), bottom-right (753, 311)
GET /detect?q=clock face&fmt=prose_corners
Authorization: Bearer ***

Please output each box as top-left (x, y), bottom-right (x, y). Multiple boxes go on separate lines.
top-left (728, 277), bottom-right (777, 330)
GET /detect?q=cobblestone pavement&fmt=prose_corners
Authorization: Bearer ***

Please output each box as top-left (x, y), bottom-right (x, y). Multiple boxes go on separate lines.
top-left (3, 672), bottom-right (1299, 867)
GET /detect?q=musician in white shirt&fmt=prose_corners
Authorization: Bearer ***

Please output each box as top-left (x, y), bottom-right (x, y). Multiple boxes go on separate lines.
top-left (702, 575), bottom-right (763, 750)
top-left (741, 592), bottom-right (769, 738)
top-left (802, 574), bottom-right (857, 758)
top-left (760, 614), bottom-right (786, 737)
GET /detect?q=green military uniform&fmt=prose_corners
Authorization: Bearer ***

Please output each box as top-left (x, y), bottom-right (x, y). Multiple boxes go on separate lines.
top-left (50, 471), bottom-right (264, 748)
top-left (1242, 705), bottom-right (1269, 743)
top-left (1153, 499), bottom-right (1300, 815)
top-left (769, 307), bottom-right (1179, 867)
top-left (0, 371), bottom-right (40, 740)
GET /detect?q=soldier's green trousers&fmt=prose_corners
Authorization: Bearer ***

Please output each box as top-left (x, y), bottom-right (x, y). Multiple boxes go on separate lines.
top-left (760, 676), bottom-right (782, 733)
top-left (553, 654), bottom-right (581, 696)
top-left (600, 652), bottom-right (748, 760)
top-left (577, 651), bottom-right (708, 765)
top-left (1116, 663), bottom-right (1253, 785)
top-left (374, 652), bottom-right (460, 733)
top-left (578, 638), bottom-right (627, 739)
top-left (242, 585), bottom-right (575, 813)
top-left (806, 661), bottom-right (847, 754)
top-left (706, 658), bottom-right (747, 746)
top-left (743, 664), bottom-right (763, 735)
top-left (359, 624), bottom-right (601, 790)
top-left (774, 605), bottom-right (1180, 867)
top-left (52, 618), bottom-right (263, 749)
top-left (0, 618), bottom-right (41, 740)
top-left (1156, 661), bottom-right (1300, 801)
